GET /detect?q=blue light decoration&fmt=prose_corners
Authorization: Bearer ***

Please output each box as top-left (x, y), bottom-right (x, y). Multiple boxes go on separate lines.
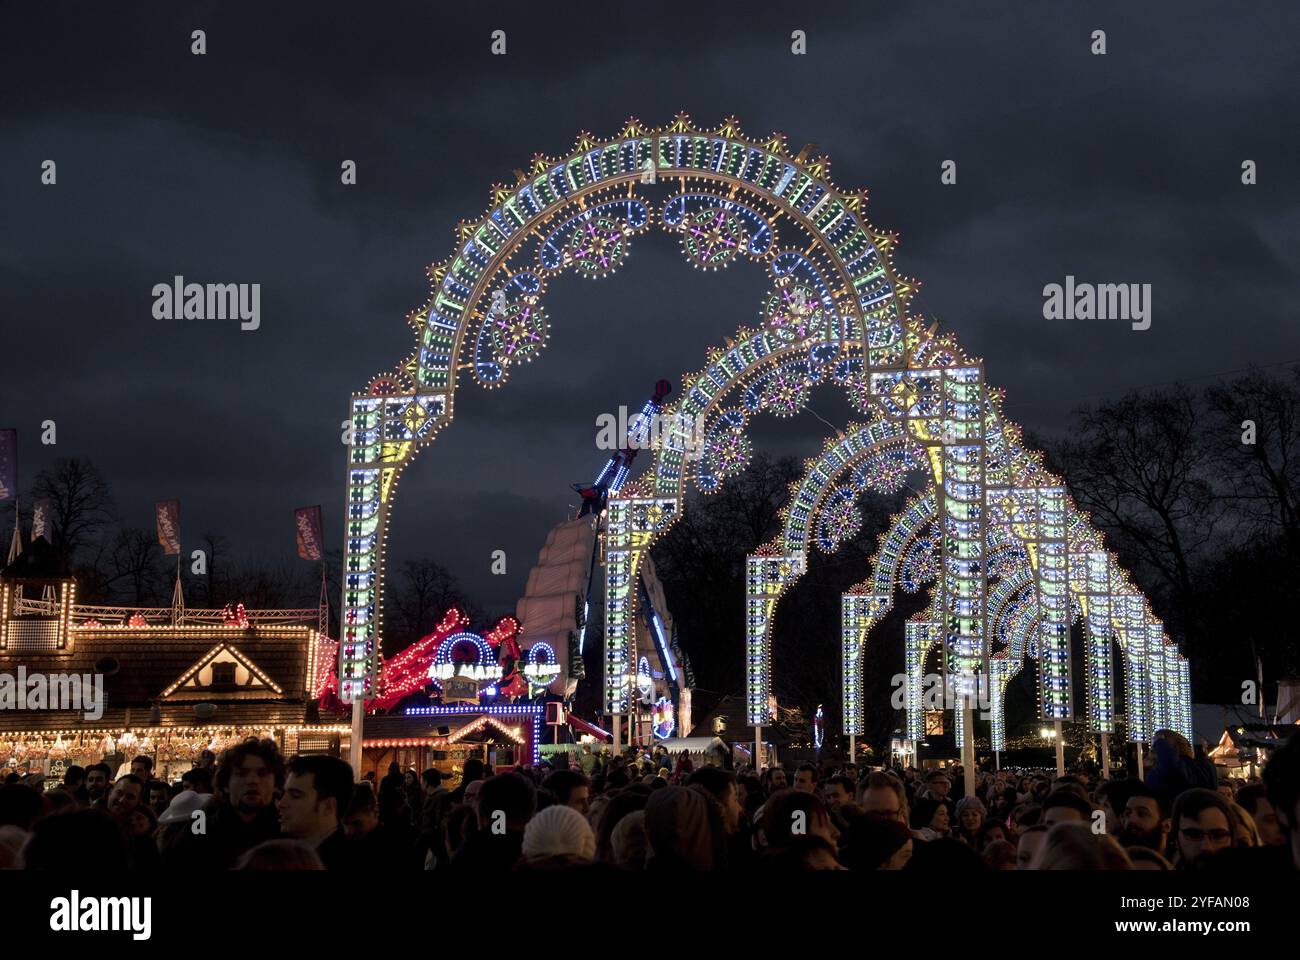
top-left (404, 704), bottom-right (544, 764)
top-left (523, 642), bottom-right (560, 687)
top-left (813, 703), bottom-right (824, 750)
top-left (431, 631), bottom-right (497, 681)
top-left (649, 611), bottom-right (678, 683)
top-left (652, 696), bottom-right (675, 739)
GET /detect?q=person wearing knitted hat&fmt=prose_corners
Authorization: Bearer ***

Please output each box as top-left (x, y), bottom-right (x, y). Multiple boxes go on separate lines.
top-left (953, 795), bottom-right (986, 845)
top-left (520, 804), bottom-right (596, 869)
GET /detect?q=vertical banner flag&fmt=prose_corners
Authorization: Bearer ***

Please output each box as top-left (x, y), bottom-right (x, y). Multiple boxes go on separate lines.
top-left (0, 429), bottom-right (16, 501)
top-left (155, 499), bottom-right (181, 555)
top-left (31, 499), bottom-right (53, 542)
top-left (295, 505), bottom-right (323, 561)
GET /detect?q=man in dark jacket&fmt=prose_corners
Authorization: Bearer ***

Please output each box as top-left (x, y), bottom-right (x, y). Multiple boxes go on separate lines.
top-left (448, 772), bottom-right (535, 872)
top-left (278, 754), bottom-right (358, 870)
top-left (163, 738), bottom-right (284, 871)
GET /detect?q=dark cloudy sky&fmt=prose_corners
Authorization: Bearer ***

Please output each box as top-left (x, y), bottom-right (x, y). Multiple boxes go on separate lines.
top-left (2, 2), bottom-right (1297, 614)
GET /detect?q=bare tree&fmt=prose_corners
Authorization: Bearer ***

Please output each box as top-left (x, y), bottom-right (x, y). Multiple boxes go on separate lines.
top-left (98, 528), bottom-right (168, 605)
top-left (383, 559), bottom-right (477, 653)
top-left (1048, 387), bottom-right (1225, 621)
top-left (1206, 366), bottom-right (1300, 552)
top-left (29, 458), bottom-right (116, 567)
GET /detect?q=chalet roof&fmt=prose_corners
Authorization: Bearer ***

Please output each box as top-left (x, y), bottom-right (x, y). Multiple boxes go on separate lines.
top-left (1, 537), bottom-right (71, 580)
top-left (0, 624), bottom-right (312, 708)
top-left (687, 690), bottom-right (795, 745)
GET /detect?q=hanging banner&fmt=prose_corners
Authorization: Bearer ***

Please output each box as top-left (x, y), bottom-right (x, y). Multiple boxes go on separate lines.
top-left (295, 505), bottom-right (323, 561)
top-left (155, 500), bottom-right (181, 555)
top-left (0, 429), bottom-right (15, 501)
top-left (31, 498), bottom-right (53, 542)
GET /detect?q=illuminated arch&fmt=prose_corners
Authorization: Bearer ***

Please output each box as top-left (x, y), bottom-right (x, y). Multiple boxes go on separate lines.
top-left (340, 116), bottom-right (1191, 755)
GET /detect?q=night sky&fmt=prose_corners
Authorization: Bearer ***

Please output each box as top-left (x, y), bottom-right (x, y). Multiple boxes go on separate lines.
top-left (2, 2), bottom-right (1297, 614)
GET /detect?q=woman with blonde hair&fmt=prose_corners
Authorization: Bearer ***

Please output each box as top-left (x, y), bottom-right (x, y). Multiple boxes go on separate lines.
top-left (1227, 802), bottom-right (1262, 847)
top-left (1032, 822), bottom-right (1133, 870)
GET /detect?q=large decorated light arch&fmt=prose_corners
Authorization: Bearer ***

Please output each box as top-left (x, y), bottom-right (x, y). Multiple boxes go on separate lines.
top-left (340, 116), bottom-right (1190, 751)
top-left (755, 406), bottom-right (1191, 752)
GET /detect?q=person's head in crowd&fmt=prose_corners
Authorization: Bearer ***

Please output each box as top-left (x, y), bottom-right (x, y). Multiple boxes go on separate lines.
top-left (129, 756), bottom-right (153, 783)
top-left (1170, 788), bottom-right (1234, 869)
top-left (85, 763), bottom-right (111, 802)
top-left (1041, 789), bottom-right (1092, 827)
top-left (1096, 778), bottom-right (1143, 835)
top-left (219, 738), bottom-right (285, 818)
top-left (0, 825), bottom-right (27, 868)
top-left (1016, 823), bottom-right (1049, 869)
top-left (594, 789), bottom-right (648, 863)
top-left (541, 769), bottom-right (590, 816)
top-left (344, 782), bottom-right (380, 837)
top-left (61, 766), bottom-right (85, 793)
top-left (910, 797), bottom-right (949, 838)
top-left (180, 767), bottom-right (212, 795)
top-left (1125, 846), bottom-right (1174, 870)
top-left (767, 767), bottom-right (788, 792)
top-left (46, 790), bottom-right (77, 816)
top-left (107, 774), bottom-right (143, 819)
top-left (687, 768), bottom-right (742, 833)
top-left (793, 762), bottom-right (818, 794)
top-left (925, 770), bottom-right (952, 801)
top-left (982, 839), bottom-right (1017, 870)
top-left (990, 787), bottom-right (1017, 820)
top-left (1120, 784), bottom-right (1170, 855)
top-left (0, 784), bottom-right (48, 831)
top-left (586, 792), bottom-right (611, 828)
top-left (1013, 802), bottom-right (1042, 828)
top-left (976, 818), bottom-right (1008, 851)
top-left (1234, 783), bottom-right (1284, 846)
top-left (22, 809), bottom-right (129, 870)
top-left (477, 772), bottom-right (536, 835)
top-left (821, 774), bottom-right (854, 811)
top-left (842, 814), bottom-right (912, 870)
top-left (460, 757), bottom-right (486, 787)
top-left (126, 803), bottom-right (157, 839)
top-left (858, 771), bottom-right (908, 825)
top-left (609, 810), bottom-right (647, 870)
top-left (1262, 733), bottom-right (1300, 870)
top-left (234, 839), bottom-right (325, 870)
top-left (1226, 801), bottom-right (1261, 847)
top-left (1216, 781), bottom-right (1236, 802)
top-left (1152, 729), bottom-right (1194, 759)
top-left (158, 789), bottom-right (211, 831)
top-left (462, 779), bottom-right (485, 813)
top-left (758, 834), bottom-right (844, 871)
top-left (763, 789), bottom-right (839, 852)
top-left (1033, 822), bottom-right (1132, 870)
top-left (197, 750), bottom-right (216, 770)
top-left (954, 795), bottom-right (986, 840)
top-left (443, 804), bottom-right (477, 855)
top-left (147, 780), bottom-right (170, 815)
top-left (421, 768), bottom-right (444, 795)
top-left (736, 773), bottom-right (763, 814)
top-left (520, 804), bottom-right (596, 867)
top-left (278, 755), bottom-right (354, 845)
top-left (646, 785), bottom-right (727, 870)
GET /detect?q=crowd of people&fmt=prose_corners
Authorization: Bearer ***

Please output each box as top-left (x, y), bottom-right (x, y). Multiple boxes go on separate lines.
top-left (0, 728), bottom-right (1296, 872)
